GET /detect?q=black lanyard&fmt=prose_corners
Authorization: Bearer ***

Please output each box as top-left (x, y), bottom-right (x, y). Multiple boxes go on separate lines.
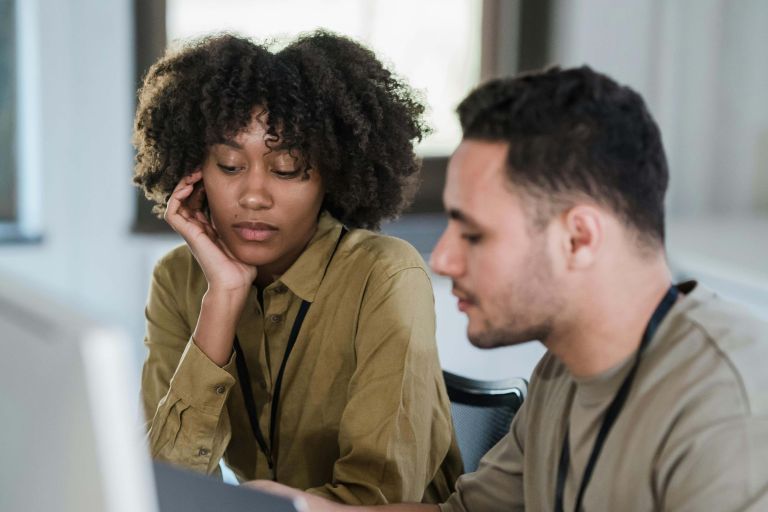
top-left (554, 285), bottom-right (679, 512)
top-left (232, 227), bottom-right (347, 481)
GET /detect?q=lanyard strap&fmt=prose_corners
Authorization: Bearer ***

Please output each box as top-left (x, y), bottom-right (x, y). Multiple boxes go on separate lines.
top-left (233, 226), bottom-right (347, 480)
top-left (554, 285), bottom-right (679, 512)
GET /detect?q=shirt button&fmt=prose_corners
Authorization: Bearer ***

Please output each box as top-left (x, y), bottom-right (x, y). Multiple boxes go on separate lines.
top-left (269, 314), bottom-right (282, 323)
top-left (198, 448), bottom-right (209, 456)
top-left (215, 385), bottom-right (226, 395)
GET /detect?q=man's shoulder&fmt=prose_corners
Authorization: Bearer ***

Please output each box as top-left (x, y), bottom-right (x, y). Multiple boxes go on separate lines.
top-left (674, 283), bottom-right (768, 415)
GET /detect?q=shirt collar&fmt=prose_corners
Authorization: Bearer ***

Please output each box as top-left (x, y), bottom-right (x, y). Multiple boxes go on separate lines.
top-left (275, 211), bottom-right (345, 303)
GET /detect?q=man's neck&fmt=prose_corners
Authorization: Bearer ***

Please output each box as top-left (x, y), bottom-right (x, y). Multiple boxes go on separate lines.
top-left (546, 258), bottom-right (673, 379)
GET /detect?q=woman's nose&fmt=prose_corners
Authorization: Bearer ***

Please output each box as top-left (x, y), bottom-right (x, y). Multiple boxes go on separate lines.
top-left (238, 169), bottom-right (273, 210)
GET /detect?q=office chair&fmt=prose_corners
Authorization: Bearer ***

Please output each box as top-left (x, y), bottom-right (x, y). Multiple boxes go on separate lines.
top-left (443, 370), bottom-right (528, 473)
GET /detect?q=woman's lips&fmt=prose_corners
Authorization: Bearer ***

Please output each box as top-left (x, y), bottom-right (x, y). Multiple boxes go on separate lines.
top-left (232, 222), bottom-right (278, 242)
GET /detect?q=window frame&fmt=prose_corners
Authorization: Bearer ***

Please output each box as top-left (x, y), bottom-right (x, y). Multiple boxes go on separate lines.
top-left (1, 0), bottom-right (43, 244)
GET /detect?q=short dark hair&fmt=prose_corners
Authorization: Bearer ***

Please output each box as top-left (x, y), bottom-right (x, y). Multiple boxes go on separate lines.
top-left (457, 66), bottom-right (669, 245)
top-left (133, 31), bottom-right (428, 230)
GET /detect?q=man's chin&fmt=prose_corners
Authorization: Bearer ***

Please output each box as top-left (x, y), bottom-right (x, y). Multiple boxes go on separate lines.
top-left (467, 327), bottom-right (540, 349)
top-left (468, 330), bottom-right (508, 349)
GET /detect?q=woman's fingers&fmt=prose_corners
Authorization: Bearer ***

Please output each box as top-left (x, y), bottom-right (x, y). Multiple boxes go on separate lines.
top-left (196, 212), bottom-right (219, 241)
top-left (165, 171), bottom-right (204, 231)
top-left (183, 170), bottom-right (203, 186)
top-left (161, 172), bottom-right (256, 289)
top-left (187, 180), bottom-right (206, 211)
top-left (165, 183), bottom-right (191, 217)
top-left (194, 210), bottom-right (210, 225)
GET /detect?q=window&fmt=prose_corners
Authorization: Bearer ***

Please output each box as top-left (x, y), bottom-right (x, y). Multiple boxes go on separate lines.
top-left (132, 0), bottom-right (551, 231)
top-left (0, 0), bottom-right (18, 237)
top-left (0, 0), bottom-right (42, 242)
top-left (166, 0), bottom-right (482, 157)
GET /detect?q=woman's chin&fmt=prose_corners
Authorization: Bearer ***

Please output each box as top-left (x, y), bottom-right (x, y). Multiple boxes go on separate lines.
top-left (229, 245), bottom-right (279, 268)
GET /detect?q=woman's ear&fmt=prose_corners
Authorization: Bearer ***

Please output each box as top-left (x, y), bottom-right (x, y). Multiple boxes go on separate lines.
top-left (561, 204), bottom-right (603, 270)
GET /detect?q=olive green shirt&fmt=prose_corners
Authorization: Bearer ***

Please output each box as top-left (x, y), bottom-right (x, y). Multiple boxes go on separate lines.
top-left (441, 281), bottom-right (768, 511)
top-left (142, 212), bottom-right (462, 505)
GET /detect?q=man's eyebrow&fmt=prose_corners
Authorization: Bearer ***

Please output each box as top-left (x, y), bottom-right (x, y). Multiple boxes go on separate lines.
top-left (447, 208), bottom-right (480, 228)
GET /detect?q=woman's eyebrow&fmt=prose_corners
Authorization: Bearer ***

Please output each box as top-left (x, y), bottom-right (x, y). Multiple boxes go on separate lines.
top-left (219, 139), bottom-right (244, 150)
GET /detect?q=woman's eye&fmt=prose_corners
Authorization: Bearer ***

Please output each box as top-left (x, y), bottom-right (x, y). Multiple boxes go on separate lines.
top-left (217, 164), bottom-right (241, 174)
top-left (272, 169), bottom-right (303, 180)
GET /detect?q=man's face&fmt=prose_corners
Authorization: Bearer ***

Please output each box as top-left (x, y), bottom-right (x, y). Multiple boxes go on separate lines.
top-left (430, 140), bottom-right (561, 349)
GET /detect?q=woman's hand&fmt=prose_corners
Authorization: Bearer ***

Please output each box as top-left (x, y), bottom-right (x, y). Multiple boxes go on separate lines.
top-left (166, 172), bottom-right (256, 366)
top-left (165, 171), bottom-right (257, 294)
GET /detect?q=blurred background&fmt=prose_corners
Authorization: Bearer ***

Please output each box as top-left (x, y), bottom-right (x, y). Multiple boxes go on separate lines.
top-left (1, 0), bottom-right (767, 381)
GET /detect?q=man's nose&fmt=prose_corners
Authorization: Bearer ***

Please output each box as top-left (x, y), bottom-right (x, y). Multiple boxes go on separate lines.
top-left (429, 228), bottom-right (464, 278)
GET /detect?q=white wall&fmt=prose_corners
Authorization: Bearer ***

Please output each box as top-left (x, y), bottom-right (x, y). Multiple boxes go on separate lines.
top-left (550, 0), bottom-right (768, 318)
top-left (552, 0), bottom-right (768, 217)
top-left (0, 0), bottom-right (180, 364)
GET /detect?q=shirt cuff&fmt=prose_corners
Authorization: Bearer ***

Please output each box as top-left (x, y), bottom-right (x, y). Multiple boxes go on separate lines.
top-left (168, 338), bottom-right (237, 415)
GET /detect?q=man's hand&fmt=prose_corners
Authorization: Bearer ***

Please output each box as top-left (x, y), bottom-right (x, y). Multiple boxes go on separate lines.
top-left (244, 480), bottom-right (342, 512)
top-left (243, 480), bottom-right (440, 512)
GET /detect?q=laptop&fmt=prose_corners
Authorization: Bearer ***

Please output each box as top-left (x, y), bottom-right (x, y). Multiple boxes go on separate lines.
top-left (0, 273), bottom-right (304, 512)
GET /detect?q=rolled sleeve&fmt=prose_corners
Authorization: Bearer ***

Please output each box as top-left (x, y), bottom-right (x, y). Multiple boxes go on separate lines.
top-left (141, 254), bottom-right (237, 475)
top-left (168, 339), bottom-right (237, 415)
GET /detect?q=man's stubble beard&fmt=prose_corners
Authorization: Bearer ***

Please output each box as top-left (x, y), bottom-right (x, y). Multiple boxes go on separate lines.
top-left (467, 235), bottom-right (560, 350)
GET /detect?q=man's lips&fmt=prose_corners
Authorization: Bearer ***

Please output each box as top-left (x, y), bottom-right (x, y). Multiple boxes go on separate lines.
top-left (452, 288), bottom-right (476, 312)
top-left (232, 221), bottom-right (278, 242)
top-left (457, 298), bottom-right (474, 312)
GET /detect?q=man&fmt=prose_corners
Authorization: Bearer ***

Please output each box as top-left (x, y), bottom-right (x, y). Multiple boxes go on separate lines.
top-left (249, 66), bottom-right (768, 510)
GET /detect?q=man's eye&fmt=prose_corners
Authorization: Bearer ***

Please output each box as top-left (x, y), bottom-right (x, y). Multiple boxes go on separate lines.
top-left (217, 164), bottom-right (241, 174)
top-left (461, 233), bottom-right (482, 244)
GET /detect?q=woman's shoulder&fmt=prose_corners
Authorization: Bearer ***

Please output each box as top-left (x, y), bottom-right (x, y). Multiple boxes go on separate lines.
top-left (154, 243), bottom-right (196, 270)
top-left (340, 227), bottom-right (428, 277)
top-left (152, 243), bottom-right (204, 285)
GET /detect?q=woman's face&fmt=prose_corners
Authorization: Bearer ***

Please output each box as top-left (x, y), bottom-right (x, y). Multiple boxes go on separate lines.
top-left (201, 109), bottom-right (324, 280)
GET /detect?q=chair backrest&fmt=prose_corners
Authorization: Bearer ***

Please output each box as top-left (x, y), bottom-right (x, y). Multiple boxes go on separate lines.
top-left (443, 370), bottom-right (528, 473)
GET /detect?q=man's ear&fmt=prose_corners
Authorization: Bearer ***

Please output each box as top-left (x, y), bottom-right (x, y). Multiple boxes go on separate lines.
top-left (559, 204), bottom-right (603, 270)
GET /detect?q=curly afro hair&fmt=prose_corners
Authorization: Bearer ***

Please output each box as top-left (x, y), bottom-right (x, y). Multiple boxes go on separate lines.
top-left (132, 30), bottom-right (429, 230)
top-left (132, 35), bottom-right (273, 214)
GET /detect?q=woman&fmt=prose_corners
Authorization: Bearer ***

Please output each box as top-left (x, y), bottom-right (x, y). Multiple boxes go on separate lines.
top-left (134, 31), bottom-right (462, 505)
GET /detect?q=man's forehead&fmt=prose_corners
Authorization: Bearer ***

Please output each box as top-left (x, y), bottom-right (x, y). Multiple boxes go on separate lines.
top-left (445, 140), bottom-right (511, 204)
